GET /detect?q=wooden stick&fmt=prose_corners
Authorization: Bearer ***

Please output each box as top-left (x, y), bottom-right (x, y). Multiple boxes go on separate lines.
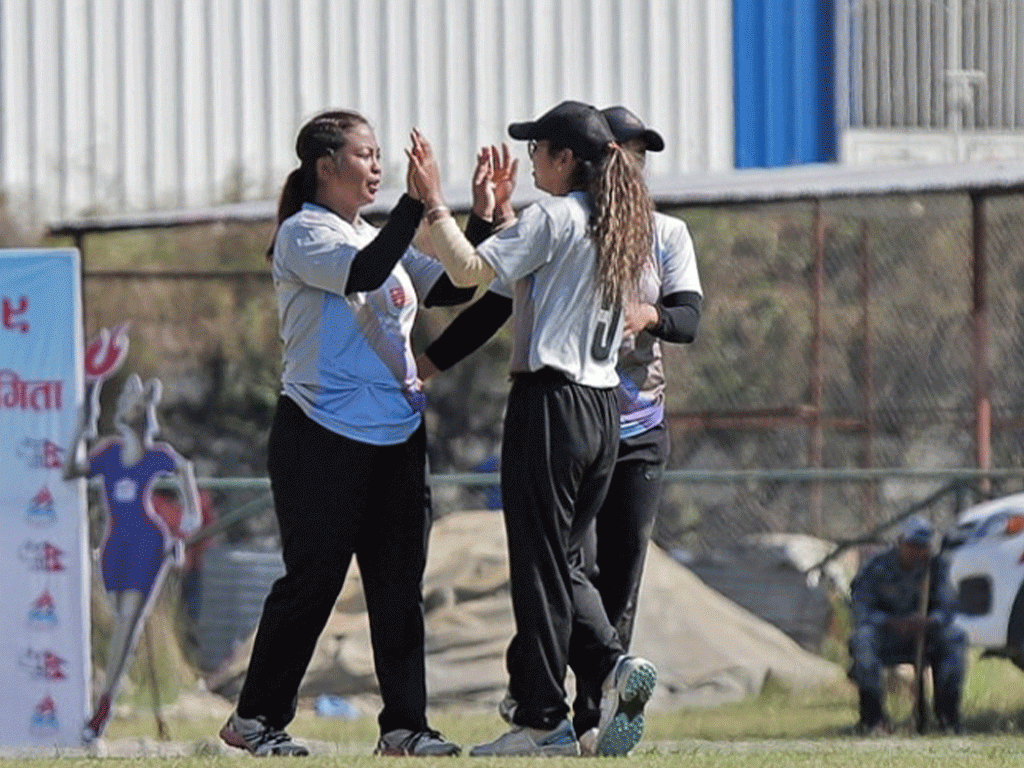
top-left (913, 559), bottom-right (931, 735)
top-left (144, 620), bottom-right (169, 740)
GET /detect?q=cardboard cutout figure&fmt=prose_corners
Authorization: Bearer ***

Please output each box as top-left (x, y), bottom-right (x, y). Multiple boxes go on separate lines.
top-left (65, 328), bottom-right (200, 742)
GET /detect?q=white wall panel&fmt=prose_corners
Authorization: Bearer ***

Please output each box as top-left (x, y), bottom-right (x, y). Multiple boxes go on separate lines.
top-left (0, 0), bottom-right (733, 222)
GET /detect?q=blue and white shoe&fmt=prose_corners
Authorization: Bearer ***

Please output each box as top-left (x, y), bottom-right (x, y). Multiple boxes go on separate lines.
top-left (595, 655), bottom-right (657, 756)
top-left (469, 719), bottom-right (579, 757)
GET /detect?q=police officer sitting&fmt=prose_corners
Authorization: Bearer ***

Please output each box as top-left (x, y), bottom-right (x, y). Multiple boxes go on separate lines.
top-left (848, 514), bottom-right (967, 734)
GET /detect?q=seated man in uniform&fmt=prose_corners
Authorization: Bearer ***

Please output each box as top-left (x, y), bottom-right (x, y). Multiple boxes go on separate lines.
top-left (848, 514), bottom-right (967, 734)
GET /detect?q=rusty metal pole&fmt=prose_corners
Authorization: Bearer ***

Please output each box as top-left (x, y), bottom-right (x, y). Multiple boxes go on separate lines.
top-left (810, 200), bottom-right (825, 535)
top-left (972, 192), bottom-right (991, 493)
top-left (859, 221), bottom-right (876, 526)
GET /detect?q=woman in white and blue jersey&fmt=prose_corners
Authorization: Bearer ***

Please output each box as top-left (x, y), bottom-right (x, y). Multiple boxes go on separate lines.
top-left (219, 111), bottom-right (468, 758)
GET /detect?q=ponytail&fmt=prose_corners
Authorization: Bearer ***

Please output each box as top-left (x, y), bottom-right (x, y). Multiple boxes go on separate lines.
top-left (589, 145), bottom-right (653, 306)
top-left (266, 109), bottom-right (369, 261)
top-left (266, 164), bottom-right (317, 261)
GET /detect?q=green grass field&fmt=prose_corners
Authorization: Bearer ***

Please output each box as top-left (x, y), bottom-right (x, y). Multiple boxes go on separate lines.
top-left (11, 651), bottom-right (1024, 767)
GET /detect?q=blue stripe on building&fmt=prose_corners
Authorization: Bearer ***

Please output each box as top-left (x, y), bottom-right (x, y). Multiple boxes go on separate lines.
top-left (734, 0), bottom-right (837, 168)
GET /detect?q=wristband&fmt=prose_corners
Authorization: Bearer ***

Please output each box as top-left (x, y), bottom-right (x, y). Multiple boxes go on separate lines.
top-left (426, 205), bottom-right (451, 223)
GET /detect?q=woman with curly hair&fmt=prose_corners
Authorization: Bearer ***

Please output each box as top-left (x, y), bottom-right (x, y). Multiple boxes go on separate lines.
top-left (407, 100), bottom-right (658, 757)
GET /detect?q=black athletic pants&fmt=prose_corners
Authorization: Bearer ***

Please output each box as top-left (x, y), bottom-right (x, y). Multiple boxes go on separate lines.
top-left (236, 395), bottom-right (431, 735)
top-left (501, 369), bottom-right (625, 730)
top-left (569, 423), bottom-right (669, 735)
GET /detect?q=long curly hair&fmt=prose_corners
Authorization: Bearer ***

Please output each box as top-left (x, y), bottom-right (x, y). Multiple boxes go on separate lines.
top-left (588, 146), bottom-right (653, 306)
top-left (557, 143), bottom-right (653, 306)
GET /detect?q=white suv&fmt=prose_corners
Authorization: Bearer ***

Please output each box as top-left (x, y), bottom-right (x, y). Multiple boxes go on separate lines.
top-left (946, 492), bottom-right (1024, 668)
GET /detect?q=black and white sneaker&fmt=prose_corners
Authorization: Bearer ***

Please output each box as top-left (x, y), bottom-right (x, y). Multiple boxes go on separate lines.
top-left (595, 655), bottom-right (657, 756)
top-left (374, 728), bottom-right (461, 756)
top-left (219, 711), bottom-right (309, 756)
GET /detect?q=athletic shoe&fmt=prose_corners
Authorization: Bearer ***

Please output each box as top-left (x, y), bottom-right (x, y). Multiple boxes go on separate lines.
top-left (497, 691), bottom-right (517, 724)
top-left (468, 719), bottom-right (579, 757)
top-left (219, 711), bottom-right (310, 756)
top-left (853, 717), bottom-right (892, 737)
top-left (595, 655), bottom-right (657, 756)
top-left (374, 728), bottom-right (461, 756)
top-left (578, 726), bottom-right (599, 756)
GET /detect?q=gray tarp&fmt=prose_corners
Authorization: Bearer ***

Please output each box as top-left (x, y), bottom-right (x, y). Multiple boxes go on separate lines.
top-left (210, 511), bottom-right (841, 710)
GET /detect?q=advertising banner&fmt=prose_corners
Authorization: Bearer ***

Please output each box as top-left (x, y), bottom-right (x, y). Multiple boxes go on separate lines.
top-left (0, 249), bottom-right (89, 748)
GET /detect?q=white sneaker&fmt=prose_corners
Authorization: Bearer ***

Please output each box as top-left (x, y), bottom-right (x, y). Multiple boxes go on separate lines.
top-left (469, 719), bottom-right (579, 757)
top-left (374, 728), bottom-right (461, 756)
top-left (578, 726), bottom-right (599, 756)
top-left (219, 711), bottom-right (310, 756)
top-left (595, 656), bottom-right (657, 756)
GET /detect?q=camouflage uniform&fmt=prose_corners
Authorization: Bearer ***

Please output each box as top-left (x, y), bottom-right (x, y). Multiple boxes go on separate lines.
top-left (848, 547), bottom-right (967, 731)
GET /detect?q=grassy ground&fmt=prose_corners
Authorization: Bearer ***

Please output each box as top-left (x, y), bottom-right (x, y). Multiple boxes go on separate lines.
top-left (7, 651), bottom-right (1016, 767)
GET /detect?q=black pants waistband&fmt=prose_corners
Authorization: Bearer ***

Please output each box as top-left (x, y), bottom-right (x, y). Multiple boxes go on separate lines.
top-left (510, 367), bottom-right (572, 384)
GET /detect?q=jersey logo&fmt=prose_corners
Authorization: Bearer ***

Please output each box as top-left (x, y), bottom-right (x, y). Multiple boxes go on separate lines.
top-left (389, 286), bottom-right (407, 309)
top-left (114, 478), bottom-right (138, 503)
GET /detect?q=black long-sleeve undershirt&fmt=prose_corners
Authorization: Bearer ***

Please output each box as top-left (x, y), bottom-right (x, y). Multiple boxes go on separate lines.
top-left (650, 290), bottom-right (702, 343)
top-left (343, 193), bottom-right (476, 307)
top-left (424, 290), bottom-right (513, 371)
top-left (344, 194), bottom-right (424, 293)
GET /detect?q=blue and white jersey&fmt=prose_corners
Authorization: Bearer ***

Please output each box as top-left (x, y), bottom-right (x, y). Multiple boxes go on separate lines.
top-left (476, 191), bottom-right (622, 389)
top-left (273, 202), bottom-right (445, 445)
top-left (617, 212), bottom-right (702, 439)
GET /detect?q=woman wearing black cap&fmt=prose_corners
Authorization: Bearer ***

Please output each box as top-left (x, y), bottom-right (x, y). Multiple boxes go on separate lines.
top-left (407, 101), bottom-right (657, 757)
top-left (567, 105), bottom-right (703, 753)
top-left (219, 110), bottom-right (470, 757)
top-left (416, 105), bottom-right (702, 756)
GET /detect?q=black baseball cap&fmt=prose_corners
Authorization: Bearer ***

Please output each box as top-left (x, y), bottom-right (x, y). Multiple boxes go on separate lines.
top-left (508, 101), bottom-right (614, 163)
top-left (601, 106), bottom-right (665, 152)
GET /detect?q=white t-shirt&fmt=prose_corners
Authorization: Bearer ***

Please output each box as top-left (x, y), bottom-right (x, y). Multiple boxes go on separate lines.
top-left (476, 191), bottom-right (622, 389)
top-left (273, 202), bottom-right (445, 445)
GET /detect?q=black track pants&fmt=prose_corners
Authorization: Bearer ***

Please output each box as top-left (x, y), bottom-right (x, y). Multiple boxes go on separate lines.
top-left (236, 395), bottom-right (430, 735)
top-left (501, 370), bottom-right (624, 730)
top-left (569, 423), bottom-right (669, 734)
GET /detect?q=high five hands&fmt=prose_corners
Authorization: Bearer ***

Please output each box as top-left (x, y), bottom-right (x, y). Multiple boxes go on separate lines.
top-left (406, 128), bottom-right (444, 209)
top-left (407, 130), bottom-right (518, 224)
top-left (472, 144), bottom-right (518, 222)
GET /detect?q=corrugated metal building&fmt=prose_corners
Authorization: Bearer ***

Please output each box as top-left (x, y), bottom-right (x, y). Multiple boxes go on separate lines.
top-left (0, 0), bottom-right (734, 221)
top-left (7, 1), bottom-right (1023, 221)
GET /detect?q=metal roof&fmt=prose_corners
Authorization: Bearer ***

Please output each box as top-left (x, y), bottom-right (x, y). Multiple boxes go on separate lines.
top-left (47, 159), bottom-right (1024, 238)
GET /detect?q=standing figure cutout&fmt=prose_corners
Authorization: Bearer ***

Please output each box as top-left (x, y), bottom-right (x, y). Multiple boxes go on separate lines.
top-left (65, 369), bottom-right (200, 742)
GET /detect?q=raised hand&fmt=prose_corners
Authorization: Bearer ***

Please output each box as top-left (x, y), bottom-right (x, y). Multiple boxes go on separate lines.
top-left (471, 147), bottom-right (495, 220)
top-left (490, 143), bottom-right (518, 213)
top-left (406, 128), bottom-right (445, 209)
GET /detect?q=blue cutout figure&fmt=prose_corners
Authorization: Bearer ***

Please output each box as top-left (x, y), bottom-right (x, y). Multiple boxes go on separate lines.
top-left (65, 373), bottom-right (200, 742)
